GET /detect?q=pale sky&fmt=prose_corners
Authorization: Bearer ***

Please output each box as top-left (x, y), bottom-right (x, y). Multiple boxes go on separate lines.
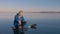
top-left (0, 0), bottom-right (60, 12)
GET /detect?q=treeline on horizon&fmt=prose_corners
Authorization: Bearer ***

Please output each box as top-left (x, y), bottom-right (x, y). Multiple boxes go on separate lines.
top-left (32, 11), bottom-right (60, 13)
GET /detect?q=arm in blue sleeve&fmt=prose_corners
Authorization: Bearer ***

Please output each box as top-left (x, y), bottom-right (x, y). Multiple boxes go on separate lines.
top-left (21, 16), bottom-right (25, 21)
top-left (14, 15), bottom-right (19, 26)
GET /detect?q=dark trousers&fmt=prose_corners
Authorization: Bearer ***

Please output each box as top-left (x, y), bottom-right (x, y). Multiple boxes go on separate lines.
top-left (15, 21), bottom-right (26, 29)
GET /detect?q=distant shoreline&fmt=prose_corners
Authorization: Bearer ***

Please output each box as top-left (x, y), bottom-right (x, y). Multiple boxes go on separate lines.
top-left (31, 11), bottom-right (60, 13)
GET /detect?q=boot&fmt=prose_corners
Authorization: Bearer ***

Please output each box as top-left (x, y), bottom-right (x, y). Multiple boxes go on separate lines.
top-left (31, 24), bottom-right (37, 29)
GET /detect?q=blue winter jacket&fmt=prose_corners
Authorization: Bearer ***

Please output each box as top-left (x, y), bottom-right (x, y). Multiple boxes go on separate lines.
top-left (14, 14), bottom-right (24, 27)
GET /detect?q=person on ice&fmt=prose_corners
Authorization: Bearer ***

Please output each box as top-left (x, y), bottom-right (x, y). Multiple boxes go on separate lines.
top-left (13, 10), bottom-right (36, 30)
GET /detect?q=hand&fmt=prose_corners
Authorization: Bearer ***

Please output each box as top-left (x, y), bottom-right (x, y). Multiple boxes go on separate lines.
top-left (18, 20), bottom-right (21, 24)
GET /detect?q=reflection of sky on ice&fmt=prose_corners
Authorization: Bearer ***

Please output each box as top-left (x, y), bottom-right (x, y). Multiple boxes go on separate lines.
top-left (0, 13), bottom-right (60, 34)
